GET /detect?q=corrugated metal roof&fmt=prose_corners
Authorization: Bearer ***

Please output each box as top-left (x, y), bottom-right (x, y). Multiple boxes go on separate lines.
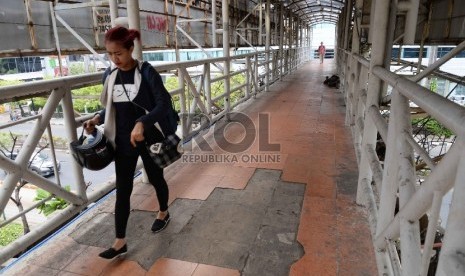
top-left (283, 0), bottom-right (344, 25)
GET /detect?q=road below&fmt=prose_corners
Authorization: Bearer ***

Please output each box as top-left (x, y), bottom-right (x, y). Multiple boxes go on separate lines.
top-left (0, 149), bottom-right (115, 192)
top-left (1, 149), bottom-right (116, 228)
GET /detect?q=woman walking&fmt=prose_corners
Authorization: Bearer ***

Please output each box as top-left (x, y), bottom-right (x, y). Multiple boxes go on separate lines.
top-left (84, 26), bottom-right (172, 259)
top-left (318, 42), bottom-right (326, 64)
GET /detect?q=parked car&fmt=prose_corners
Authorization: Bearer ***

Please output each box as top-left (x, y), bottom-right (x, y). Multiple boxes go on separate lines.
top-left (29, 151), bottom-right (61, 177)
top-left (3, 151), bottom-right (61, 177)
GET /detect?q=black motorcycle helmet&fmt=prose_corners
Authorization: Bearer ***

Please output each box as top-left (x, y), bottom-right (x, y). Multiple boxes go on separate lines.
top-left (70, 128), bottom-right (114, 171)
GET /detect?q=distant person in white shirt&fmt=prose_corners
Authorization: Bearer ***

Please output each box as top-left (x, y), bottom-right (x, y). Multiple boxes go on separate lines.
top-left (318, 42), bottom-right (326, 64)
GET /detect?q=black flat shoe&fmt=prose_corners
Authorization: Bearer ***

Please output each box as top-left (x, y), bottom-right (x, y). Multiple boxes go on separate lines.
top-left (151, 212), bottom-right (170, 233)
top-left (98, 244), bottom-right (127, 259)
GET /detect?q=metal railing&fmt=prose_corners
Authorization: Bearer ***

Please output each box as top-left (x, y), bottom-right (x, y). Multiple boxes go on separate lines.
top-left (0, 47), bottom-right (309, 265)
top-left (310, 47), bottom-right (335, 60)
top-left (340, 39), bottom-right (465, 276)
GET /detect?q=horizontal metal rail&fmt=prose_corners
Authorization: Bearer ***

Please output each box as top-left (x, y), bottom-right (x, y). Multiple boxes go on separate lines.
top-left (0, 46), bottom-right (299, 264)
top-left (342, 41), bottom-right (465, 275)
top-left (0, 195), bottom-right (53, 228)
top-left (372, 66), bottom-right (465, 138)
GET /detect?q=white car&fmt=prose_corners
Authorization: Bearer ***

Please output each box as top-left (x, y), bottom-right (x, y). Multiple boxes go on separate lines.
top-left (29, 152), bottom-right (61, 177)
top-left (5, 151), bottom-right (60, 177)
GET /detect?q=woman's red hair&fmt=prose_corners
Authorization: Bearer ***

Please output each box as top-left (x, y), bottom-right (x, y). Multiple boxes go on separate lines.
top-left (105, 26), bottom-right (141, 49)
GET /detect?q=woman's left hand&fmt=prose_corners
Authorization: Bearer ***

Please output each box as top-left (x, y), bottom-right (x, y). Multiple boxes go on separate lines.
top-left (131, 122), bottom-right (145, 147)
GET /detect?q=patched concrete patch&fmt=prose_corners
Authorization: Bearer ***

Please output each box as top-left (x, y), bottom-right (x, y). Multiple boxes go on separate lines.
top-left (69, 169), bottom-right (305, 275)
top-left (336, 170), bottom-right (358, 197)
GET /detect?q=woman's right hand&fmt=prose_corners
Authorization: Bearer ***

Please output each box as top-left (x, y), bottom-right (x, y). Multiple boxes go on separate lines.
top-left (83, 115), bottom-right (100, 134)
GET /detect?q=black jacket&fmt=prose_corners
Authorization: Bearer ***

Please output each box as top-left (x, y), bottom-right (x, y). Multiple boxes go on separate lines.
top-left (98, 62), bottom-right (172, 139)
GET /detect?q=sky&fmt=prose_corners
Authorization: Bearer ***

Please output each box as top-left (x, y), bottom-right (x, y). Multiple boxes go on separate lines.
top-left (311, 23), bottom-right (336, 49)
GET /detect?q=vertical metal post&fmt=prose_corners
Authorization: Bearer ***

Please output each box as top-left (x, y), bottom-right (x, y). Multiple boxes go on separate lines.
top-left (179, 68), bottom-right (187, 138)
top-left (126, 0), bottom-right (146, 180)
top-left (307, 26), bottom-right (311, 60)
top-left (345, 68), bottom-right (354, 125)
top-left (310, 27), bottom-right (314, 60)
top-left (339, 5), bottom-right (346, 48)
top-left (437, 141), bottom-right (465, 275)
top-left (164, 0), bottom-right (169, 46)
top-left (421, 45), bottom-right (437, 89)
top-left (245, 56), bottom-right (251, 98)
top-left (46, 124), bottom-right (61, 188)
top-left (334, 24), bottom-right (338, 60)
top-left (343, 55), bottom-right (351, 122)
top-left (287, 12), bottom-right (292, 73)
top-left (394, 90), bottom-right (421, 276)
top-left (368, 0), bottom-right (377, 44)
top-left (343, 0), bottom-right (353, 50)
top-left (109, 0), bottom-right (118, 27)
top-left (273, 7), bottom-right (278, 46)
top-left (279, 3), bottom-right (284, 80)
top-left (222, 0), bottom-right (231, 115)
top-left (212, 0), bottom-right (217, 47)
top-left (374, 88), bottom-right (400, 266)
top-left (351, 52), bottom-right (363, 124)
top-left (357, 64), bottom-right (368, 119)
top-left (384, 0), bottom-right (398, 88)
top-left (417, 43), bottom-right (425, 74)
top-left (347, 60), bottom-right (360, 126)
top-left (247, 21), bottom-right (252, 43)
top-left (352, 0), bottom-right (363, 54)
top-left (356, 0), bottom-right (390, 204)
top-left (204, 63), bottom-right (212, 116)
top-left (62, 86), bottom-right (88, 199)
top-left (254, 52), bottom-right (259, 95)
top-left (404, 0), bottom-right (420, 44)
top-left (91, 0), bottom-right (101, 48)
top-left (354, 67), bottom-right (368, 162)
top-left (49, 2), bottom-right (65, 76)
top-left (265, 0), bottom-right (270, 91)
top-left (293, 16), bottom-right (296, 69)
top-left (259, 0), bottom-right (263, 45)
top-left (127, 0), bottom-right (142, 60)
top-left (25, 0), bottom-right (38, 50)
top-left (284, 13), bottom-right (289, 73)
top-left (290, 17), bottom-right (294, 70)
top-left (420, 191), bottom-right (442, 276)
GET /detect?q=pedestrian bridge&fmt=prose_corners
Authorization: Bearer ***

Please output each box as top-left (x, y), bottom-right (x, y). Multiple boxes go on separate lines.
top-left (1, 0), bottom-right (465, 275)
top-left (2, 59), bottom-right (378, 276)
top-left (2, 48), bottom-right (465, 274)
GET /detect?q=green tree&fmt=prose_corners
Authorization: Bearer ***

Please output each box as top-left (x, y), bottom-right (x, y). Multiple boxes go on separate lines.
top-left (430, 77), bottom-right (438, 93)
top-left (164, 76), bottom-right (179, 91)
top-left (0, 80), bottom-right (22, 87)
top-left (0, 223), bottom-right (23, 246)
top-left (69, 62), bottom-right (96, 75)
top-left (210, 73), bottom-right (247, 107)
top-left (70, 85), bottom-right (103, 113)
top-left (30, 97), bottom-right (47, 111)
top-left (71, 84), bottom-right (102, 96)
top-left (164, 72), bottom-right (247, 113)
top-left (34, 186), bottom-right (71, 216)
top-left (412, 117), bottom-right (453, 137)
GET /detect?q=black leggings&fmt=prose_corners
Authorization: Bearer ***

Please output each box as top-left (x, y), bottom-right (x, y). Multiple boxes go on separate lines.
top-left (114, 143), bottom-right (169, 239)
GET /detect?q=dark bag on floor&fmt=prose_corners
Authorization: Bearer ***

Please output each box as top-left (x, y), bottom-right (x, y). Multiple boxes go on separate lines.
top-left (323, 75), bottom-right (340, 88)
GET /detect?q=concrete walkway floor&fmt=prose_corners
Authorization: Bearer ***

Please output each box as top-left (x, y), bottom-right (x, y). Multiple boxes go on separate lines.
top-left (4, 60), bottom-right (377, 276)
